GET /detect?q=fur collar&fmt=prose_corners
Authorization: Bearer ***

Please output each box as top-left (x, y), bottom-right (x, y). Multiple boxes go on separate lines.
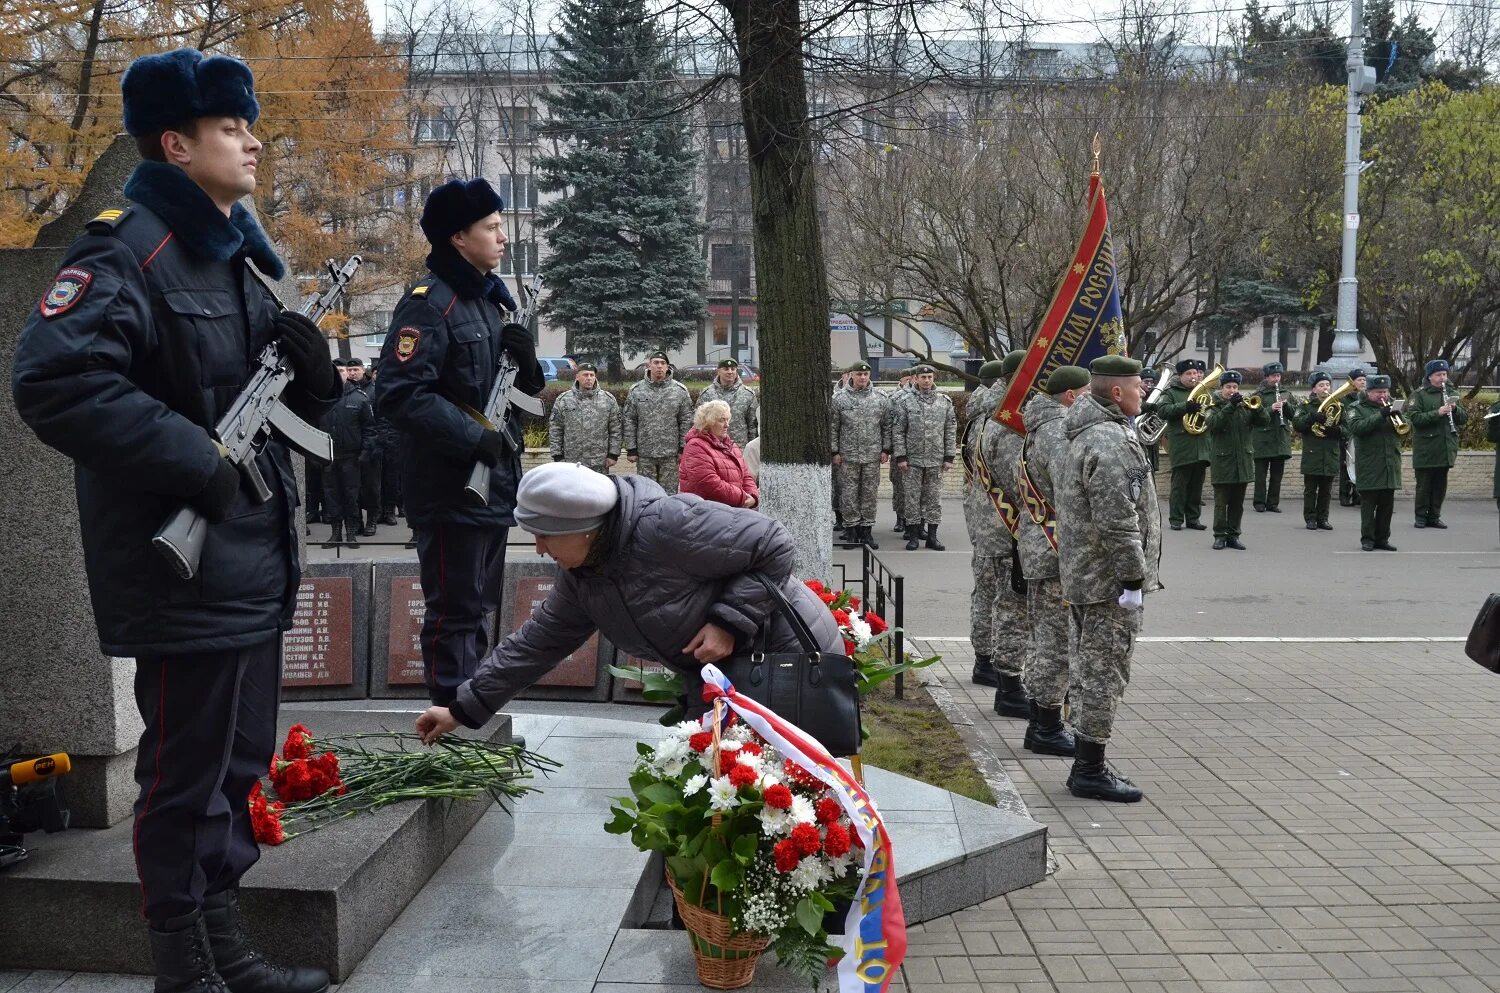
top-left (425, 245), bottom-right (518, 310)
top-left (123, 162), bottom-right (285, 279)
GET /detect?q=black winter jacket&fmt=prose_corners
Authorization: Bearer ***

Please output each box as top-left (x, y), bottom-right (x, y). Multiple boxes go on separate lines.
top-left (323, 381), bottom-right (375, 458)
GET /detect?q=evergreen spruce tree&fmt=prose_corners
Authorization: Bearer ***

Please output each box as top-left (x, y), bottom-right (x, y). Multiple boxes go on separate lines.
top-left (536, 0), bottom-right (705, 376)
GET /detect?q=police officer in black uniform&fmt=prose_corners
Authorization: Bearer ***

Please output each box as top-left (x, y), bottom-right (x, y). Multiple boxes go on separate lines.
top-left (350, 360), bottom-right (381, 536)
top-left (375, 388), bottom-right (403, 525)
top-left (321, 358), bottom-right (374, 549)
top-left (11, 49), bottom-right (336, 993)
top-left (375, 179), bottom-right (544, 707)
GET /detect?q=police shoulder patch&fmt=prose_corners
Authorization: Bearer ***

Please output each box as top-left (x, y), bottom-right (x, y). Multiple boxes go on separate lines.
top-left (410, 284), bottom-right (430, 298)
top-left (395, 326), bottom-right (421, 362)
top-left (39, 266), bottom-right (93, 318)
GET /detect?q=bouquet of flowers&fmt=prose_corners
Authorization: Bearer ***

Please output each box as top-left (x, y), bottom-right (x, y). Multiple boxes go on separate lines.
top-left (606, 713), bottom-right (862, 987)
top-left (249, 724), bottom-right (558, 845)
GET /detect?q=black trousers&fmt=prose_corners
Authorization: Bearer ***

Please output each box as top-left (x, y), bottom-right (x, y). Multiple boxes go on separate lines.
top-left (1303, 474), bottom-right (1333, 524)
top-left (1253, 458), bottom-right (1286, 510)
top-left (1360, 488), bottom-right (1395, 543)
top-left (322, 456), bottom-right (361, 531)
top-left (132, 638), bottom-right (281, 928)
top-left (1169, 462), bottom-right (1207, 526)
top-left (1213, 482), bottom-right (1247, 538)
top-left (380, 449), bottom-right (402, 513)
top-left (304, 462), bottom-right (323, 518)
top-left (1413, 467), bottom-right (1450, 523)
top-left (359, 454), bottom-right (381, 519)
top-left (414, 523), bottom-right (509, 706)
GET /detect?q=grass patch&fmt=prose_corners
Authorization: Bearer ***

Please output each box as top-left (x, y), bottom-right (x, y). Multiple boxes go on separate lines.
top-left (860, 679), bottom-right (995, 806)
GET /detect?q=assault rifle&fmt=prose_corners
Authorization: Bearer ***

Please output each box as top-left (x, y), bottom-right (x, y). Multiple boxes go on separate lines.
top-left (463, 272), bottom-right (546, 507)
top-left (152, 256), bottom-right (363, 580)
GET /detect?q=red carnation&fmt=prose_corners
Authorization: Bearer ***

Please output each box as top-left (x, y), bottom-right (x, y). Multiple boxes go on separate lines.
top-left (815, 797), bottom-right (841, 825)
top-left (831, 609), bottom-right (851, 627)
top-left (718, 751), bottom-right (743, 777)
top-left (823, 823), bottom-right (852, 858)
top-left (773, 839), bottom-right (800, 873)
top-left (688, 731), bottom-right (713, 753)
top-left (739, 741), bottom-right (762, 757)
top-left (842, 639), bottom-right (857, 656)
top-left (805, 579), bottom-right (826, 594)
top-left (310, 752), bottom-right (345, 796)
top-left (282, 724), bottom-right (314, 761)
top-left (790, 823), bottom-right (822, 857)
top-left (278, 761), bottom-right (316, 802)
top-left (846, 595), bottom-right (861, 609)
top-left (817, 591), bottom-right (837, 605)
top-left (729, 764), bottom-right (758, 789)
top-left (248, 783), bottom-right (285, 845)
top-left (763, 783), bottom-right (793, 810)
top-left (865, 612), bottom-right (888, 634)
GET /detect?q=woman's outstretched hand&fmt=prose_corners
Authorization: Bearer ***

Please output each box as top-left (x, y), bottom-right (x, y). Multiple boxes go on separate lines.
top-left (417, 706), bottom-right (460, 745)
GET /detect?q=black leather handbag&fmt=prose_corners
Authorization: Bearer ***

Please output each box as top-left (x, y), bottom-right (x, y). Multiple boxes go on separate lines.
top-left (1466, 594), bottom-right (1500, 673)
top-left (721, 574), bottom-right (863, 757)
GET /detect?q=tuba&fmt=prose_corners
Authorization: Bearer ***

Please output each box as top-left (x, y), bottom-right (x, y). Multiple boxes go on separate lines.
top-left (1181, 364), bottom-right (1223, 436)
top-left (1311, 380), bottom-right (1358, 438)
top-left (1136, 379), bottom-right (1171, 444)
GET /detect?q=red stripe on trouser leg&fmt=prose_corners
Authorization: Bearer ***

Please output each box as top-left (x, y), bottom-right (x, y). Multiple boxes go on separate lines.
top-left (133, 660), bottom-right (168, 919)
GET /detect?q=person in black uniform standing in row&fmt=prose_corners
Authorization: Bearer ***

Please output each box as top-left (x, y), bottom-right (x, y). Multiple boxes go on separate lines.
top-left (321, 358), bottom-right (375, 549)
top-left (351, 360), bottom-right (381, 537)
top-left (376, 179), bottom-right (545, 707)
top-left (11, 49), bottom-right (336, 993)
top-left (374, 378), bottom-right (404, 526)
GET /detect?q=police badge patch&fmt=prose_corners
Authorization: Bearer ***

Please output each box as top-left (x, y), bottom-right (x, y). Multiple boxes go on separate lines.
top-left (40, 267), bottom-right (92, 318)
top-left (394, 327), bottom-right (421, 362)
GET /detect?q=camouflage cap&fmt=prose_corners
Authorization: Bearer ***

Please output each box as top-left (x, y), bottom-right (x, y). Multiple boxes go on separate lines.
top-left (1366, 374), bottom-right (1392, 389)
top-left (1001, 349), bottom-right (1026, 378)
top-left (848, 360), bottom-right (872, 373)
top-left (718, 358), bottom-right (740, 369)
top-left (977, 359), bottom-right (1005, 381)
top-left (1045, 365), bottom-right (1090, 394)
top-left (1089, 355), bottom-right (1142, 377)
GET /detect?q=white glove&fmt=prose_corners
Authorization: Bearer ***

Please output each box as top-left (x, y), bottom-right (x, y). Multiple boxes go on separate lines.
top-left (1117, 588), bottom-right (1143, 609)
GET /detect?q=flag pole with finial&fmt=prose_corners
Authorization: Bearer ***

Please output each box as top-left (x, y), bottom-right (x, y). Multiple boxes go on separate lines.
top-left (1092, 132), bottom-right (1102, 176)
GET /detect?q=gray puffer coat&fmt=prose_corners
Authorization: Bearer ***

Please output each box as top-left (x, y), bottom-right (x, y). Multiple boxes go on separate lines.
top-left (453, 476), bottom-right (842, 725)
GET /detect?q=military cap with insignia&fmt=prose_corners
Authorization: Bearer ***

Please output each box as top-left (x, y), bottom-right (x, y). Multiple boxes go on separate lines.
top-left (1424, 358), bottom-right (1450, 376)
top-left (1367, 374), bottom-right (1391, 389)
top-left (910, 364), bottom-right (935, 375)
top-left (575, 362), bottom-right (597, 373)
top-left (1045, 365), bottom-right (1090, 393)
top-left (1219, 369), bottom-right (1243, 384)
top-left (1309, 371), bottom-right (1331, 386)
top-left (718, 358), bottom-right (739, 369)
top-left (848, 360), bottom-right (872, 373)
top-left (647, 350), bottom-right (670, 362)
top-left (1140, 367), bottom-right (1158, 382)
top-left (1089, 354), bottom-right (1142, 376)
top-left (1348, 367), bottom-right (1367, 380)
top-left (1175, 358), bottom-right (1205, 374)
top-left (1001, 349), bottom-right (1026, 378)
top-left (1262, 362), bottom-right (1284, 376)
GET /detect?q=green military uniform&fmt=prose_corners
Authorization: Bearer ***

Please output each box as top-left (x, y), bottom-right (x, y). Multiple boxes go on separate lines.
top-left (1292, 374), bottom-right (1340, 529)
top-left (1155, 362), bottom-right (1210, 529)
top-left (1251, 363), bottom-right (1296, 512)
top-left (1346, 376), bottom-right (1403, 550)
top-left (1404, 360), bottom-right (1468, 528)
top-left (1206, 377), bottom-right (1269, 547)
top-left (1339, 370), bottom-right (1368, 506)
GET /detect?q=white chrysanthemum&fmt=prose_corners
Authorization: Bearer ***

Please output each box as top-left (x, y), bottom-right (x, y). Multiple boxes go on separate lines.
top-left (847, 613), bottom-right (873, 647)
top-left (669, 720), bottom-right (702, 738)
top-left (719, 739), bottom-right (743, 752)
top-left (657, 756), bottom-right (688, 778)
top-left (653, 735), bottom-right (689, 763)
top-left (758, 805), bottom-right (791, 836)
top-left (683, 774), bottom-right (708, 796)
top-left (827, 852), bottom-right (855, 878)
top-left (708, 776), bottom-right (739, 811)
top-left (789, 855), bottom-right (829, 891)
top-left (789, 795), bottom-right (816, 826)
top-left (734, 751), bottom-right (765, 776)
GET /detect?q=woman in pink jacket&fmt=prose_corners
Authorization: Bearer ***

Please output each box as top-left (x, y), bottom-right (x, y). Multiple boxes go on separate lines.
top-left (680, 400), bottom-right (759, 508)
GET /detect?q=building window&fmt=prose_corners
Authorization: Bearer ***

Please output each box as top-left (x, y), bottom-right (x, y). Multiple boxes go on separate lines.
top-left (713, 319), bottom-right (729, 346)
top-left (501, 240), bottom-right (537, 275)
top-left (364, 310), bottom-right (393, 347)
top-left (1194, 325), bottom-right (1207, 349)
top-left (1262, 316), bottom-right (1298, 350)
top-left (415, 108), bottom-right (456, 144)
top-left (498, 174), bottom-right (536, 210)
top-left (500, 106), bottom-right (535, 143)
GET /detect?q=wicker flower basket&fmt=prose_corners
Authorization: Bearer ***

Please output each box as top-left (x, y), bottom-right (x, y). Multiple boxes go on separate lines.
top-left (667, 870), bottom-right (771, 989)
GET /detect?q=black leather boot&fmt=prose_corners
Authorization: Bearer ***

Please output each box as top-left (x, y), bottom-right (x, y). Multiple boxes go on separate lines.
top-left (358, 513), bottom-right (377, 537)
top-left (378, 509), bottom-right (399, 526)
top-left (202, 889), bottom-right (330, 993)
top-left (971, 654), bottom-right (1000, 687)
top-left (1023, 701), bottom-right (1076, 756)
top-left (148, 915), bottom-right (228, 993)
top-left (863, 526), bottom-right (879, 550)
top-left (924, 525), bottom-right (945, 551)
top-left (1066, 739), bottom-right (1143, 802)
top-left (344, 523), bottom-right (360, 549)
top-left (321, 525), bottom-right (341, 550)
top-left (839, 526), bottom-right (859, 544)
top-left (992, 672), bottom-right (1028, 719)
top-left (903, 524), bottom-right (921, 551)
top-left (893, 517), bottom-right (906, 534)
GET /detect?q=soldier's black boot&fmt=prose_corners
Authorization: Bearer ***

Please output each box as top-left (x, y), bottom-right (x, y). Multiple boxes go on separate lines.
top-left (1066, 739), bottom-right (1143, 803)
top-left (379, 508), bottom-right (399, 526)
top-left (893, 517), bottom-right (906, 534)
top-left (358, 512), bottom-right (377, 537)
top-left (344, 522), bottom-right (360, 549)
top-left (971, 653), bottom-right (1000, 688)
top-left (203, 889), bottom-right (330, 993)
top-left (839, 526), bottom-right (859, 544)
top-left (321, 524), bottom-right (341, 550)
top-left (903, 524), bottom-right (921, 551)
top-left (148, 915), bottom-right (227, 993)
top-left (1023, 701), bottom-right (1076, 757)
top-left (924, 525), bottom-right (945, 551)
top-left (861, 526), bottom-right (879, 550)
top-left (992, 673), bottom-right (1029, 719)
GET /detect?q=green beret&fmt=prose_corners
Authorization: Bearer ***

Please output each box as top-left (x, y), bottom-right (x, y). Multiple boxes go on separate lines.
top-left (1045, 365), bottom-right (1090, 394)
top-left (1367, 374), bottom-right (1391, 389)
top-left (848, 361), bottom-right (872, 373)
top-left (977, 360), bottom-right (1005, 381)
top-left (718, 358), bottom-right (739, 369)
top-left (575, 362), bottom-right (597, 373)
top-left (648, 350), bottom-right (670, 362)
top-left (1001, 349), bottom-right (1026, 378)
top-left (911, 364), bottom-right (935, 375)
top-left (1089, 354), bottom-right (1142, 377)
top-left (1262, 362), bottom-right (1284, 376)
top-left (1220, 369), bottom-right (1243, 384)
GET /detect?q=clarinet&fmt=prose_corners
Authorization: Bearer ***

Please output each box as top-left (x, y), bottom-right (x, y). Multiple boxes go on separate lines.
top-left (1445, 385), bottom-right (1457, 434)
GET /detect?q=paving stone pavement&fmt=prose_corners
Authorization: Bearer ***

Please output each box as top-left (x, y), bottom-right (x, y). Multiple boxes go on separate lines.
top-left (899, 635), bottom-right (1500, 993)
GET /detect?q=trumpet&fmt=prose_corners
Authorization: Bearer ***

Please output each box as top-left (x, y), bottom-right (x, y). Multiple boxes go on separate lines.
top-left (1381, 398), bottom-right (1413, 437)
top-left (1240, 392), bottom-right (1263, 411)
top-left (1311, 380), bottom-right (1358, 438)
top-left (1181, 364), bottom-right (1224, 436)
top-left (1137, 378), bottom-right (1171, 444)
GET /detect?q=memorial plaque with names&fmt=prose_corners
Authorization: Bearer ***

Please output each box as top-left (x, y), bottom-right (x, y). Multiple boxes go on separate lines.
top-left (282, 577), bottom-right (354, 688)
top-left (510, 576), bottom-right (600, 687)
top-left (387, 576), bottom-right (427, 686)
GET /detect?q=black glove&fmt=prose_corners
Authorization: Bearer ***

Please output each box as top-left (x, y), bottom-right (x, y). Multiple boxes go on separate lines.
top-left (499, 323), bottom-right (545, 394)
top-left (1184, 399), bottom-right (1201, 413)
top-left (1228, 393), bottom-right (1243, 406)
top-left (1312, 411), bottom-right (1328, 424)
top-left (474, 429), bottom-right (506, 468)
top-left (1328, 425), bottom-right (1343, 439)
top-left (1384, 404), bottom-right (1400, 418)
top-left (273, 312), bottom-right (340, 399)
top-left (192, 458), bottom-right (241, 524)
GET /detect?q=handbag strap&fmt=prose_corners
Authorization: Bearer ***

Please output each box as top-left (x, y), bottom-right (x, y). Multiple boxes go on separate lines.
top-left (751, 573), bottom-right (823, 654)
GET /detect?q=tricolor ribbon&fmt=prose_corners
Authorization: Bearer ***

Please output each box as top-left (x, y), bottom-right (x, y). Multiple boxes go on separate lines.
top-left (700, 664), bottom-right (907, 993)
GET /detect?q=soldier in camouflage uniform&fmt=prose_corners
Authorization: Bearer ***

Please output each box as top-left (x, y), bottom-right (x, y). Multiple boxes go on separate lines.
top-left (697, 358), bottom-right (759, 448)
top-left (625, 350), bottom-right (693, 493)
top-left (1056, 355), bottom-right (1161, 803)
top-left (830, 361), bottom-right (891, 548)
top-left (978, 351), bottom-right (1032, 717)
top-left (887, 373), bottom-right (915, 532)
top-left (894, 364), bottom-right (956, 550)
top-left (960, 358), bottom-right (1007, 687)
top-left (550, 362), bottom-right (622, 474)
top-left (1015, 365), bottom-right (1091, 758)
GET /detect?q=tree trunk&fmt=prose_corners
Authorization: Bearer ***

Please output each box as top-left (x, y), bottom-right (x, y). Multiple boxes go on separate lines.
top-left (725, 0), bottom-right (833, 580)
